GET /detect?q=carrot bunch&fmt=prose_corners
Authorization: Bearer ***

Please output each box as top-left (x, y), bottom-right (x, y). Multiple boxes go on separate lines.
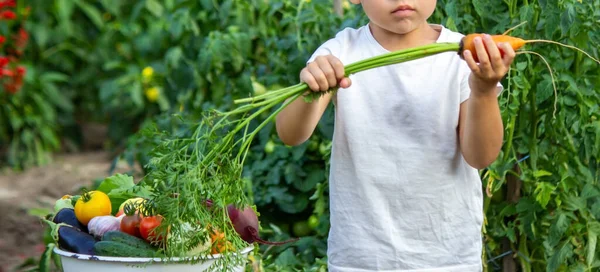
top-left (228, 31), bottom-right (598, 133)
top-left (234, 31), bottom-right (596, 107)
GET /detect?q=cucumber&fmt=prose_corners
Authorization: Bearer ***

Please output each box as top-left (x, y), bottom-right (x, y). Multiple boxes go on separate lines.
top-left (102, 231), bottom-right (155, 250)
top-left (93, 241), bottom-right (161, 258)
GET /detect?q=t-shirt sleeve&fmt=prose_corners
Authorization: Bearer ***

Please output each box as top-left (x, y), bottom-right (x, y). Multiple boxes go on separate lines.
top-left (306, 31), bottom-right (347, 64)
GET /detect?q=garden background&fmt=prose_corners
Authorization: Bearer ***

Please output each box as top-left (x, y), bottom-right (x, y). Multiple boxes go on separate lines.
top-left (0, 0), bottom-right (599, 271)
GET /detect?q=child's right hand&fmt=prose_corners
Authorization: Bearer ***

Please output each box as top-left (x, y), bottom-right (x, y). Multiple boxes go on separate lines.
top-left (300, 55), bottom-right (352, 92)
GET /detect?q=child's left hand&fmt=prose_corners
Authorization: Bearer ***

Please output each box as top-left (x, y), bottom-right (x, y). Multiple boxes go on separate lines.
top-left (462, 34), bottom-right (515, 95)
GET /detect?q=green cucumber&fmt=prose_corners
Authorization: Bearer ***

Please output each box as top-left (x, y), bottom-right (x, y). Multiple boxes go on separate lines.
top-left (102, 231), bottom-right (155, 250)
top-left (93, 241), bottom-right (161, 258)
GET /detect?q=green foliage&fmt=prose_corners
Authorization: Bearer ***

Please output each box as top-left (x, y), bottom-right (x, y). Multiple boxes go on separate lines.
top-left (108, 2), bottom-right (363, 270)
top-left (432, 0), bottom-right (600, 271)
top-left (14, 0), bottom-right (600, 270)
top-left (0, 68), bottom-right (73, 169)
top-left (0, 1), bottom-right (74, 170)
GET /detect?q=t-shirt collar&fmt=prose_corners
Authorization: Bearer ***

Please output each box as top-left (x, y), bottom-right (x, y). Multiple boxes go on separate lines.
top-left (363, 23), bottom-right (448, 54)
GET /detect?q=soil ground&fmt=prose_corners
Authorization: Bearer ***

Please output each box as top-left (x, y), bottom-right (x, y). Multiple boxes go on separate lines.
top-left (0, 151), bottom-right (142, 272)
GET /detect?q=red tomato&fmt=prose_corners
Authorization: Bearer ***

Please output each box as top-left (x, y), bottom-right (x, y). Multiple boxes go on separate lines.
top-left (120, 214), bottom-right (142, 238)
top-left (139, 215), bottom-right (165, 244)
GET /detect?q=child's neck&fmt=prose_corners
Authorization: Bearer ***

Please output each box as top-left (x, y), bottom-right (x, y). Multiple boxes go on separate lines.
top-left (369, 22), bottom-right (440, 52)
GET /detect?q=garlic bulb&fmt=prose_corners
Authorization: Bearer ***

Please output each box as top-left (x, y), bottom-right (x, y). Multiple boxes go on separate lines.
top-left (88, 215), bottom-right (124, 238)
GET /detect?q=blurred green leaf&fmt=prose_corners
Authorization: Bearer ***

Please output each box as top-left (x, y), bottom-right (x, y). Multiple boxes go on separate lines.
top-left (75, 1), bottom-right (104, 29)
top-left (146, 0), bottom-right (164, 17)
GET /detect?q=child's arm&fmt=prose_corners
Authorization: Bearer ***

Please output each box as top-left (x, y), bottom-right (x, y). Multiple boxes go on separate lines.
top-left (459, 34), bottom-right (516, 169)
top-left (276, 55), bottom-right (351, 146)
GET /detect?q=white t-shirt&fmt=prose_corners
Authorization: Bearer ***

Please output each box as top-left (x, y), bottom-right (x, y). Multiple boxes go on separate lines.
top-left (307, 24), bottom-right (499, 271)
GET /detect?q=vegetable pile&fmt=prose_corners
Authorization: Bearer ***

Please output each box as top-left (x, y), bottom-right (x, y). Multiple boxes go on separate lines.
top-left (40, 30), bottom-right (599, 270)
top-left (42, 175), bottom-right (269, 262)
top-left (47, 188), bottom-right (168, 258)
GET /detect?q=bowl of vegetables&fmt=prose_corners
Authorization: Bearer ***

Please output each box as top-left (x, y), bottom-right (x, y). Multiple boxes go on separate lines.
top-left (53, 243), bottom-right (255, 272)
top-left (42, 173), bottom-right (298, 272)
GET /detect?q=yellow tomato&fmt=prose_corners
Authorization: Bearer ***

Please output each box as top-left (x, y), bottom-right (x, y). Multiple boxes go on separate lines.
top-left (142, 66), bottom-right (154, 79)
top-left (74, 190), bottom-right (112, 225)
top-left (145, 87), bottom-right (159, 102)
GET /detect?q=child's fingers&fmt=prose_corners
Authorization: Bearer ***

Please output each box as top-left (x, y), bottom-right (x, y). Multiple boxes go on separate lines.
top-left (300, 68), bottom-right (320, 92)
top-left (327, 55), bottom-right (346, 80)
top-left (473, 36), bottom-right (491, 71)
top-left (302, 55), bottom-right (347, 92)
top-left (339, 77), bottom-right (352, 88)
top-left (315, 56), bottom-right (338, 88)
top-left (482, 35), bottom-right (504, 72)
top-left (462, 50), bottom-right (480, 74)
top-left (307, 62), bottom-right (330, 91)
top-left (500, 42), bottom-right (516, 67)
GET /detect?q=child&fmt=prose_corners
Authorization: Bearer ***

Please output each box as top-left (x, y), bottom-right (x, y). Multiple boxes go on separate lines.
top-left (276, 0), bottom-right (515, 271)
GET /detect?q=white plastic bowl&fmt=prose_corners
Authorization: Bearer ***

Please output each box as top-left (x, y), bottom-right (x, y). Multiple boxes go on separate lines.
top-left (53, 246), bottom-right (254, 272)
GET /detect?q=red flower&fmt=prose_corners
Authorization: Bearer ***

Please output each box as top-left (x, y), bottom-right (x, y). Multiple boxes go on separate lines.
top-left (0, 10), bottom-right (16, 20)
top-left (0, 0), bottom-right (16, 9)
top-left (1, 68), bottom-right (13, 77)
top-left (2, 66), bottom-right (24, 94)
top-left (0, 56), bottom-right (8, 65)
top-left (0, 35), bottom-right (5, 45)
top-left (16, 66), bottom-right (25, 76)
top-left (14, 28), bottom-right (28, 48)
top-left (4, 83), bottom-right (19, 94)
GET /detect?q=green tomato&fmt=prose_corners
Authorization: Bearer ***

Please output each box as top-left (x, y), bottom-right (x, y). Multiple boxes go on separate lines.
top-left (319, 142), bottom-right (330, 156)
top-left (308, 215), bottom-right (319, 229)
top-left (292, 221), bottom-right (311, 237)
top-left (264, 140), bottom-right (276, 154)
top-left (307, 139), bottom-right (319, 151)
top-left (252, 80), bottom-right (267, 96)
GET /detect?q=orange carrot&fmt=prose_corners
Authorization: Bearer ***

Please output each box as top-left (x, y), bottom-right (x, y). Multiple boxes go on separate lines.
top-left (459, 34), bottom-right (526, 62)
top-left (459, 33), bottom-right (600, 65)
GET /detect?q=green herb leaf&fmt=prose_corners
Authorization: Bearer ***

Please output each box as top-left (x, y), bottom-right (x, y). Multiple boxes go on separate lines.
top-left (587, 221), bottom-right (600, 267)
top-left (547, 241), bottom-right (573, 272)
top-left (534, 182), bottom-right (556, 208)
top-left (96, 174), bottom-right (136, 194)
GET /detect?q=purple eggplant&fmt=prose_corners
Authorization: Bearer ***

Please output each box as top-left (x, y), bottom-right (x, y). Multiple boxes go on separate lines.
top-left (53, 208), bottom-right (88, 233)
top-left (57, 225), bottom-right (96, 255)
